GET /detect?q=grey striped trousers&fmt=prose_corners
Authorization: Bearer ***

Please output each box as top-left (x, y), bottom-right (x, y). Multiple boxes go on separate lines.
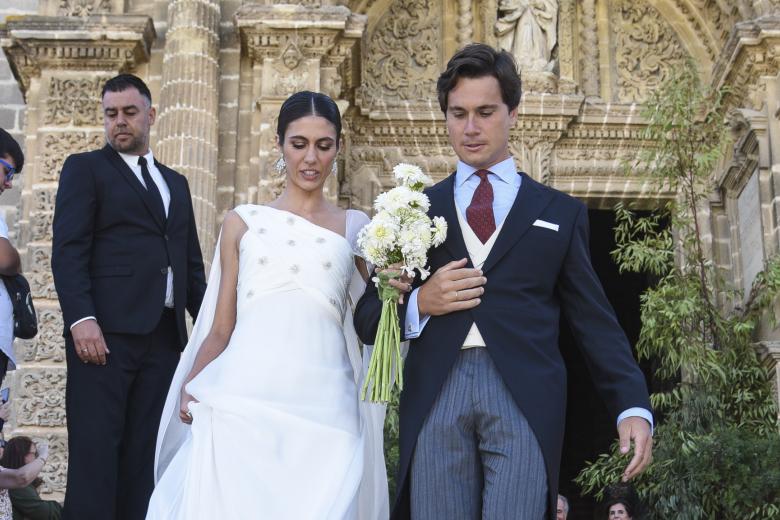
top-left (410, 348), bottom-right (547, 519)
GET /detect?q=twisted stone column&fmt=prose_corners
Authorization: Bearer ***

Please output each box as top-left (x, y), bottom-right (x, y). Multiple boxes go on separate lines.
top-left (156, 0), bottom-right (221, 258)
top-left (579, 0), bottom-right (600, 96)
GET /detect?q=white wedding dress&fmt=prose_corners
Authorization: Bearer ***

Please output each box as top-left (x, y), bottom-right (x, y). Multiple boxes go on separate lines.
top-left (147, 205), bottom-right (388, 520)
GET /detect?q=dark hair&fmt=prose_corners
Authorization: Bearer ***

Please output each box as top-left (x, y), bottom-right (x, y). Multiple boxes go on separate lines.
top-left (101, 74), bottom-right (152, 105)
top-left (277, 91), bottom-right (341, 146)
top-left (0, 128), bottom-right (24, 174)
top-left (436, 43), bottom-right (522, 113)
top-left (0, 436), bottom-right (42, 488)
top-left (605, 499), bottom-right (634, 518)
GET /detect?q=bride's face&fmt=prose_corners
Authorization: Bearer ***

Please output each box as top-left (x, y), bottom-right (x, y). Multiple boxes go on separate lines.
top-left (279, 115), bottom-right (339, 193)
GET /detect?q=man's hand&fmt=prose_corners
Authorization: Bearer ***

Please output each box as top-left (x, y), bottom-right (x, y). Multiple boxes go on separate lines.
top-left (618, 416), bottom-right (653, 481)
top-left (71, 319), bottom-right (110, 365)
top-left (417, 258), bottom-right (486, 316)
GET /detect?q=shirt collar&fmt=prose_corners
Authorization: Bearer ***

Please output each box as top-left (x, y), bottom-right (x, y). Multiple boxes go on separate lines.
top-left (455, 156), bottom-right (517, 187)
top-left (117, 149), bottom-right (155, 171)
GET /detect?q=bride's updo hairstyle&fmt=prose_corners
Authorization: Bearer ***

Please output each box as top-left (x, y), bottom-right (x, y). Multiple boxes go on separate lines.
top-left (277, 91), bottom-right (342, 146)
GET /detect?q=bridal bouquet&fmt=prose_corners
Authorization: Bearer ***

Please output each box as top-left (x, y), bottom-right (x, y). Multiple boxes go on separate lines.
top-left (357, 163), bottom-right (447, 403)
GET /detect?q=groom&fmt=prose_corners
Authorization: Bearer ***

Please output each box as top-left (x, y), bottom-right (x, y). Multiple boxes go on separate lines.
top-left (354, 44), bottom-right (653, 519)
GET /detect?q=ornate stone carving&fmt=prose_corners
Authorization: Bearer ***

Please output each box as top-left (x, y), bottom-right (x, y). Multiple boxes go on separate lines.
top-left (495, 0), bottom-right (557, 72)
top-left (15, 368), bottom-right (67, 427)
top-left (19, 307), bottom-right (65, 363)
top-left (40, 132), bottom-right (104, 182)
top-left (44, 78), bottom-right (104, 127)
top-left (29, 246), bottom-right (57, 300)
top-left (58, 0), bottom-right (113, 16)
top-left (29, 212), bottom-right (54, 243)
top-left (579, 0), bottom-right (600, 96)
top-left (614, 1), bottom-right (688, 103)
top-left (360, 0), bottom-right (440, 110)
top-left (2, 16), bottom-right (155, 97)
top-left (510, 138), bottom-right (553, 183)
top-left (457, 0), bottom-right (474, 46)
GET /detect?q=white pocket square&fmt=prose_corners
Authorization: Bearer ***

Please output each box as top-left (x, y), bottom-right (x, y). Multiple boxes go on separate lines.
top-left (532, 219), bottom-right (559, 232)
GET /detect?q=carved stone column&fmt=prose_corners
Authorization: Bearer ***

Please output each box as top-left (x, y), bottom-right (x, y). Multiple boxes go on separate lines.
top-left (156, 0), bottom-right (221, 258)
top-left (1, 15), bottom-right (154, 498)
top-left (579, 0), bottom-right (600, 97)
top-left (234, 4), bottom-right (366, 204)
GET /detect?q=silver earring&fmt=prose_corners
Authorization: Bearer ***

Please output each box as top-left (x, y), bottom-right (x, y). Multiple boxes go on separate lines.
top-left (331, 161), bottom-right (338, 175)
top-left (274, 157), bottom-right (286, 174)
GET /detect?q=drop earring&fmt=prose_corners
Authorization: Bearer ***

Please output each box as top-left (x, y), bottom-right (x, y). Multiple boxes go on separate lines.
top-left (274, 157), bottom-right (286, 174)
top-left (331, 161), bottom-right (338, 176)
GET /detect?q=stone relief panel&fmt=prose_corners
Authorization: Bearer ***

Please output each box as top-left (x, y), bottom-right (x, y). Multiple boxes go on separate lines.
top-left (29, 246), bottom-right (57, 300)
top-left (17, 308), bottom-right (65, 364)
top-left (44, 78), bottom-right (104, 127)
top-left (14, 368), bottom-right (67, 428)
top-left (360, 0), bottom-right (441, 110)
top-left (613, 0), bottom-right (688, 103)
top-left (39, 132), bottom-right (105, 183)
top-left (57, 0), bottom-right (113, 16)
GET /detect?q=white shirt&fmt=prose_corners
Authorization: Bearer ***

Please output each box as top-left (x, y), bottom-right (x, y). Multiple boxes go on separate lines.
top-left (0, 215), bottom-right (16, 369)
top-left (71, 149), bottom-right (174, 330)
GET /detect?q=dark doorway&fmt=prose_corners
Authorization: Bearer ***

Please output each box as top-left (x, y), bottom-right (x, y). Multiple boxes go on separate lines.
top-left (557, 209), bottom-right (657, 520)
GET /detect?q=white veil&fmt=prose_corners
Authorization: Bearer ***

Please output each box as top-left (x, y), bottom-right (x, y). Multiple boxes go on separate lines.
top-left (153, 229), bottom-right (389, 519)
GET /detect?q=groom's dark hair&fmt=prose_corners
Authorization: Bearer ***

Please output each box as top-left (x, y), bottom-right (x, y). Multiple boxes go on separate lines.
top-left (437, 43), bottom-right (522, 113)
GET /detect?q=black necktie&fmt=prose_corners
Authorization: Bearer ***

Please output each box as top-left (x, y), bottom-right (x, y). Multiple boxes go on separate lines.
top-left (138, 156), bottom-right (166, 223)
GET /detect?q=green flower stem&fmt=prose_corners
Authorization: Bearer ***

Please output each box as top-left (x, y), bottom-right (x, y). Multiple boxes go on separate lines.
top-left (361, 272), bottom-right (404, 403)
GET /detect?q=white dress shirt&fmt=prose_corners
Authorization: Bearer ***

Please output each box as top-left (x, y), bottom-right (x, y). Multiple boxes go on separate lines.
top-left (405, 156), bottom-right (653, 430)
top-left (71, 149), bottom-right (174, 330)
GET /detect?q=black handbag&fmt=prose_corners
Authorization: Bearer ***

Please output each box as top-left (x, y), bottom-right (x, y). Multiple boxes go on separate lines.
top-left (2, 274), bottom-right (38, 339)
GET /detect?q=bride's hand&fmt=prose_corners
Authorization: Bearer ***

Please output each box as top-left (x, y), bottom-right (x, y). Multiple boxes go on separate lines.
top-left (179, 386), bottom-right (199, 424)
top-left (381, 263), bottom-right (414, 304)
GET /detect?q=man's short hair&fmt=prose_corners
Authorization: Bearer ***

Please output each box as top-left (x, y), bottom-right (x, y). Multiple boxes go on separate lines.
top-left (558, 494), bottom-right (569, 514)
top-left (436, 43), bottom-right (522, 114)
top-left (0, 128), bottom-right (24, 174)
top-left (101, 74), bottom-right (152, 105)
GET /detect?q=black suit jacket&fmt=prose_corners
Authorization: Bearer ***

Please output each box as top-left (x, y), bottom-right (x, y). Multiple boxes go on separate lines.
top-left (354, 172), bottom-right (651, 520)
top-left (52, 145), bottom-right (206, 348)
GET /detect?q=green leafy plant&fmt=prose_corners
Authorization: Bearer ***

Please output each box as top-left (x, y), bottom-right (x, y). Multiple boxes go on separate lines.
top-left (575, 61), bottom-right (780, 519)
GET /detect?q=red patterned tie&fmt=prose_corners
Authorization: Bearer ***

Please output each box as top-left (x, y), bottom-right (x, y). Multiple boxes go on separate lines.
top-left (466, 169), bottom-right (496, 243)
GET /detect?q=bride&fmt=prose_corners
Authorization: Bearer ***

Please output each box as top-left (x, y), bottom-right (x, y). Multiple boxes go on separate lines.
top-left (146, 91), bottom-right (388, 519)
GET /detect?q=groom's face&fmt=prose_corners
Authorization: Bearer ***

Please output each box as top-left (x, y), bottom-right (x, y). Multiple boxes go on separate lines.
top-left (445, 75), bottom-right (517, 170)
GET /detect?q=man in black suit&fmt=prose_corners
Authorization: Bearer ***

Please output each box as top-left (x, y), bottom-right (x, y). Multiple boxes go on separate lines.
top-left (354, 44), bottom-right (653, 519)
top-left (52, 74), bottom-right (207, 520)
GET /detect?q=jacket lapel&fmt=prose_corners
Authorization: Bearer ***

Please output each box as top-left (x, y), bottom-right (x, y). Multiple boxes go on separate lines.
top-left (102, 145), bottom-right (166, 232)
top-left (481, 172), bottom-right (554, 274)
top-left (429, 173), bottom-right (470, 263)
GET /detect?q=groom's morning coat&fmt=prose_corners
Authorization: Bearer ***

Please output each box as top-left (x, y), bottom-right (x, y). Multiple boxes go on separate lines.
top-left (354, 172), bottom-right (651, 520)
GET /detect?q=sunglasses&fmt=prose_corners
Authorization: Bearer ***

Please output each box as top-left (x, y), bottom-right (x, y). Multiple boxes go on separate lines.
top-left (0, 158), bottom-right (15, 182)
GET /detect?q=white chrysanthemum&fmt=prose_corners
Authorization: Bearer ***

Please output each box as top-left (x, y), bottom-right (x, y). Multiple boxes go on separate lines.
top-left (393, 163), bottom-right (433, 189)
top-left (375, 186), bottom-right (417, 213)
top-left (431, 216), bottom-right (448, 246)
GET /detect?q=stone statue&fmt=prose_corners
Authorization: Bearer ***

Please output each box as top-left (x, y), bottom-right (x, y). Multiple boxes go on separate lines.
top-left (495, 0), bottom-right (558, 72)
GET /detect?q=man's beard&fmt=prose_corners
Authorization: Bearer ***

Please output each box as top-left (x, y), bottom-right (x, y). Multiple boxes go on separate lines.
top-left (108, 132), bottom-right (145, 155)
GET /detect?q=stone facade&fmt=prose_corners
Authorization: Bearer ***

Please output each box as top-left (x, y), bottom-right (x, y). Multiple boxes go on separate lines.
top-left (1, 0), bottom-right (779, 499)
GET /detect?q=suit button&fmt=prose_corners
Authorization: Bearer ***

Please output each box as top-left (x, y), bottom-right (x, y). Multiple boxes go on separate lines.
top-left (161, 268), bottom-right (167, 275)
top-left (164, 234), bottom-right (169, 241)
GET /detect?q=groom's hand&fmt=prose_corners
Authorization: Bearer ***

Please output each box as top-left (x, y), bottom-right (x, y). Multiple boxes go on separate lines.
top-left (418, 258), bottom-right (486, 316)
top-left (618, 416), bottom-right (653, 481)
